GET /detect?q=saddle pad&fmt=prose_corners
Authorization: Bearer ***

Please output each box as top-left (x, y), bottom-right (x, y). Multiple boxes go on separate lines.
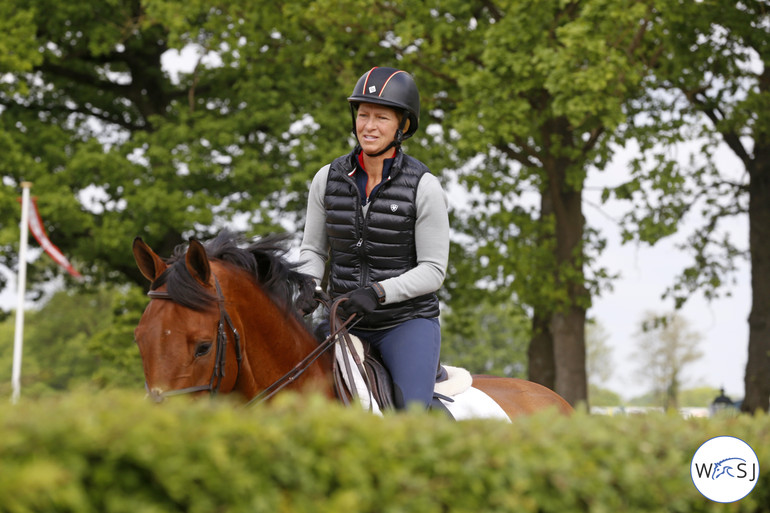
top-left (439, 387), bottom-right (512, 423)
top-left (336, 343), bottom-right (510, 421)
top-left (435, 365), bottom-right (473, 397)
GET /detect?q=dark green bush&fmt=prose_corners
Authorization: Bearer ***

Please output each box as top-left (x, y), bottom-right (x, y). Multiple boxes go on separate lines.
top-left (0, 390), bottom-right (767, 512)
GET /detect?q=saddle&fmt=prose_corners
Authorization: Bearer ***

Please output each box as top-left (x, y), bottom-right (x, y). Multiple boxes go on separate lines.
top-left (322, 299), bottom-right (472, 413)
top-left (333, 333), bottom-right (472, 412)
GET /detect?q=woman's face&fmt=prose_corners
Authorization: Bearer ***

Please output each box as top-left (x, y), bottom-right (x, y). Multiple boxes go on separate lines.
top-left (355, 103), bottom-right (400, 156)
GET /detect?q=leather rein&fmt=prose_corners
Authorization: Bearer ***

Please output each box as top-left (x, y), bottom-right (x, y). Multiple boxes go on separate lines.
top-left (146, 279), bottom-right (359, 404)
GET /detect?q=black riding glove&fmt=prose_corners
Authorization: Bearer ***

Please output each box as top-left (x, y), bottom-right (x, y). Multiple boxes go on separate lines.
top-left (339, 286), bottom-right (380, 318)
top-left (297, 290), bottom-right (320, 317)
top-left (296, 276), bottom-right (323, 316)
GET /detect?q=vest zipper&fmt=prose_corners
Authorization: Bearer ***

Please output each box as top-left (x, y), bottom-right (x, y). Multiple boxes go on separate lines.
top-left (357, 237), bottom-right (368, 285)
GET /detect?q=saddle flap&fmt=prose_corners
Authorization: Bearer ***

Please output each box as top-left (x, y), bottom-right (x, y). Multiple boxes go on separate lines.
top-left (333, 337), bottom-right (394, 412)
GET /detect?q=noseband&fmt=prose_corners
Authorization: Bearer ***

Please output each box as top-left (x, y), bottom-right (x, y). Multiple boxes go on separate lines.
top-left (147, 277), bottom-right (242, 399)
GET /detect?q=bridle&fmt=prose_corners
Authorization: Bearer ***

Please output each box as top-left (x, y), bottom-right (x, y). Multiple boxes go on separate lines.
top-left (146, 277), bottom-right (242, 399)
top-left (145, 277), bottom-right (360, 404)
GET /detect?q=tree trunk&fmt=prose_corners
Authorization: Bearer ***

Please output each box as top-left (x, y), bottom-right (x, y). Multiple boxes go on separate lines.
top-left (528, 188), bottom-right (556, 389)
top-left (545, 152), bottom-right (589, 407)
top-left (551, 306), bottom-right (587, 405)
top-left (742, 148), bottom-right (770, 413)
top-left (528, 312), bottom-right (556, 389)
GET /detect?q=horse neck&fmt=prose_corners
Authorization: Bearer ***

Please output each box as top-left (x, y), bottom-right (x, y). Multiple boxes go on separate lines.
top-left (219, 266), bottom-right (334, 400)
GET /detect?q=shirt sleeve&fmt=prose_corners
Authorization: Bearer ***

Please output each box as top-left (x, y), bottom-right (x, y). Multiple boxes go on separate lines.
top-left (297, 165), bottom-right (330, 281)
top-left (378, 173), bottom-right (450, 304)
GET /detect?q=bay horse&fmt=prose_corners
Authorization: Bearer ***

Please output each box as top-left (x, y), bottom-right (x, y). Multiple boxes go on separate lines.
top-left (132, 231), bottom-right (572, 419)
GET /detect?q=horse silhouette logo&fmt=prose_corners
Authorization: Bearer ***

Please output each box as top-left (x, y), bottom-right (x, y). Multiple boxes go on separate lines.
top-left (691, 436), bottom-right (759, 503)
top-left (712, 458), bottom-right (746, 479)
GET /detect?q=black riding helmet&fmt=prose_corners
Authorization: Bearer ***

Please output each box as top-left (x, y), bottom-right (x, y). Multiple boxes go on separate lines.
top-left (348, 67), bottom-right (420, 156)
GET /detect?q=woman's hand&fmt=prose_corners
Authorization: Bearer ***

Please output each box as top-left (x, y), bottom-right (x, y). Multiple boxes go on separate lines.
top-left (339, 287), bottom-right (379, 317)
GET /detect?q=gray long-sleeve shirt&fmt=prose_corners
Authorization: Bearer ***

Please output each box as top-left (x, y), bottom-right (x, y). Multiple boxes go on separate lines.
top-left (298, 164), bottom-right (450, 305)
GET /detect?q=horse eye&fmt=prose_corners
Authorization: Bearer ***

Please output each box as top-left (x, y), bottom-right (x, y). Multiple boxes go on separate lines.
top-left (194, 342), bottom-right (213, 358)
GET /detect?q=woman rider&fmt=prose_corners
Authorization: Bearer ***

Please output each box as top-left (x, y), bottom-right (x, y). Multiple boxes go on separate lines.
top-left (298, 66), bottom-right (450, 410)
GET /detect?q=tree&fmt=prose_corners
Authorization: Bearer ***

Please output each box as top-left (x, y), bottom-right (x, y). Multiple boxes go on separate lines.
top-left (0, 1), bottom-right (678, 407)
top-left (440, 292), bottom-right (530, 378)
top-left (585, 320), bottom-right (619, 406)
top-left (400, 0), bottom-right (667, 405)
top-left (0, 0), bottom-right (351, 297)
top-left (586, 320), bottom-right (613, 388)
top-left (632, 311), bottom-right (703, 410)
top-left (589, 386), bottom-right (623, 407)
top-left (606, 1), bottom-right (770, 413)
top-left (0, 284), bottom-right (144, 397)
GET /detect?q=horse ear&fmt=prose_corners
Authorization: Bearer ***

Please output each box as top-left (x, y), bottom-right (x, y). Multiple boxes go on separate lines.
top-left (185, 238), bottom-right (211, 286)
top-left (133, 237), bottom-right (168, 281)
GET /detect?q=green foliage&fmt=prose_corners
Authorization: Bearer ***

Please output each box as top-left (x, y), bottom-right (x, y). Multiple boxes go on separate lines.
top-left (0, 3), bottom-right (39, 74)
top-left (608, 0), bottom-right (766, 308)
top-left (0, 390), bottom-right (768, 512)
top-left (1, 0), bottom-right (659, 301)
top-left (588, 384), bottom-right (623, 406)
top-left (426, 0), bottom-right (659, 315)
top-left (0, 285), bottom-right (144, 398)
top-left (0, 0), bottom-right (353, 295)
top-left (679, 387), bottom-right (723, 408)
top-left (441, 297), bottom-right (529, 378)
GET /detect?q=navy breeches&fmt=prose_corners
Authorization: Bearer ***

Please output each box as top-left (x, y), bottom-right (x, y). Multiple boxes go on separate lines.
top-left (350, 317), bottom-right (441, 410)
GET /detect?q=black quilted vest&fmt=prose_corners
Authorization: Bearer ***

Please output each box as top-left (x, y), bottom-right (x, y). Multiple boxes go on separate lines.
top-left (325, 148), bottom-right (440, 329)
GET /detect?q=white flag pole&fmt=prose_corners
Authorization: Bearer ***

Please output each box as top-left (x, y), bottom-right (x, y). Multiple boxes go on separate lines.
top-left (11, 181), bottom-right (32, 404)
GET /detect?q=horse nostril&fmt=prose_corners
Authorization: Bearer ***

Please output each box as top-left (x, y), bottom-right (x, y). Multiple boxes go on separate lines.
top-left (148, 387), bottom-right (165, 403)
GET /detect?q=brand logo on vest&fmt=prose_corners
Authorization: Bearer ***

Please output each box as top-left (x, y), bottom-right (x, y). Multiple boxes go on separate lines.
top-left (390, 204), bottom-right (398, 212)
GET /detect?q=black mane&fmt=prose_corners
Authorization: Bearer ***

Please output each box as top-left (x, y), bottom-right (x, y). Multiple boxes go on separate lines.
top-left (150, 229), bottom-right (314, 319)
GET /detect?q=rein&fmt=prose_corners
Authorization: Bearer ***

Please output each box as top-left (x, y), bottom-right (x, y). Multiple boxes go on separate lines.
top-left (147, 278), bottom-right (242, 399)
top-left (244, 300), bottom-right (360, 406)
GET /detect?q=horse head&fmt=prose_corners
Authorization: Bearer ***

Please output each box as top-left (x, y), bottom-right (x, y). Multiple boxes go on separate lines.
top-left (132, 231), bottom-right (332, 404)
top-left (133, 236), bottom-right (244, 402)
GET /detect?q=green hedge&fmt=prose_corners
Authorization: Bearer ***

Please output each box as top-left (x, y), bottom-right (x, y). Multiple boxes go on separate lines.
top-left (0, 390), bottom-right (767, 512)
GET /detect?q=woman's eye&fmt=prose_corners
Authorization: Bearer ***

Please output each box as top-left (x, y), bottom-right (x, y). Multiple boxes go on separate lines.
top-left (194, 342), bottom-right (213, 358)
